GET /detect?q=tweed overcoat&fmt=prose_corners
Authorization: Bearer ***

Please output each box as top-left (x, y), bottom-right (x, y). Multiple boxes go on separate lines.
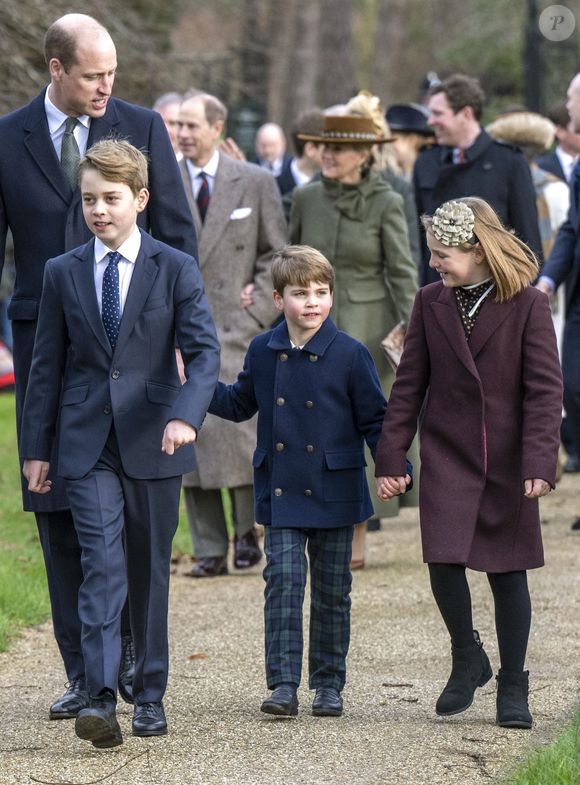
top-left (180, 152), bottom-right (287, 488)
top-left (375, 283), bottom-right (563, 572)
top-left (209, 318), bottom-right (388, 528)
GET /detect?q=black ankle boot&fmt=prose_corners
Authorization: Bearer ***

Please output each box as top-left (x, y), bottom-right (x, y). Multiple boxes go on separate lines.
top-left (436, 630), bottom-right (493, 716)
top-left (496, 669), bottom-right (532, 728)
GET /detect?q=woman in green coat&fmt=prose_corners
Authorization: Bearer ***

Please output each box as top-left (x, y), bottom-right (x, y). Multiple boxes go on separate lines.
top-left (289, 114), bottom-right (419, 564)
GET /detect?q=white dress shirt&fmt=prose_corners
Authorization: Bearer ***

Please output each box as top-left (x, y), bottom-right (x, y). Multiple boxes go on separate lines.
top-left (555, 146), bottom-right (576, 183)
top-left (45, 89), bottom-right (90, 160)
top-left (185, 150), bottom-right (219, 198)
top-left (93, 227), bottom-right (142, 315)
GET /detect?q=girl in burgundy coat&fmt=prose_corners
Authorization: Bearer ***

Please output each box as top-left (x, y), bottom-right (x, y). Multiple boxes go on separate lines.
top-left (375, 197), bottom-right (563, 729)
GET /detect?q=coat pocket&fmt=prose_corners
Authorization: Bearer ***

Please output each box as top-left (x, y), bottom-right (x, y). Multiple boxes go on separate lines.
top-left (61, 384), bottom-right (89, 406)
top-left (252, 447), bottom-right (269, 501)
top-left (323, 449), bottom-right (366, 502)
top-left (346, 284), bottom-right (386, 303)
top-left (146, 381), bottom-right (179, 406)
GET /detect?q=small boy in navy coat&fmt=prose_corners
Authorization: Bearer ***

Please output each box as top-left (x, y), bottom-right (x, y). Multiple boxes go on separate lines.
top-left (209, 244), bottom-right (408, 716)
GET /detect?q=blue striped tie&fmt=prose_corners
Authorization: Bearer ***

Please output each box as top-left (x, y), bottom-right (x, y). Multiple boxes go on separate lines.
top-left (102, 251), bottom-right (121, 349)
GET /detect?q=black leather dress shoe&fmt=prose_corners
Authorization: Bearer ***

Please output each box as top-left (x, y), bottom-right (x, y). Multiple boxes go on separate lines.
top-left (132, 701), bottom-right (167, 736)
top-left (260, 685), bottom-right (298, 716)
top-left (118, 634), bottom-right (135, 704)
top-left (187, 555), bottom-right (228, 577)
top-left (75, 696), bottom-right (122, 748)
top-left (234, 528), bottom-right (262, 569)
top-left (572, 518), bottom-right (580, 531)
top-left (49, 677), bottom-right (90, 720)
top-left (564, 454), bottom-right (580, 472)
top-left (312, 687), bottom-right (343, 716)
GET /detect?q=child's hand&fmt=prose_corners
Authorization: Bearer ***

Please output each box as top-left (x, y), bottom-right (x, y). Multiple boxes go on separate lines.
top-left (240, 282), bottom-right (255, 308)
top-left (524, 478), bottom-right (551, 498)
top-left (376, 474), bottom-right (411, 501)
top-left (23, 459), bottom-right (52, 494)
top-left (162, 419), bottom-right (197, 455)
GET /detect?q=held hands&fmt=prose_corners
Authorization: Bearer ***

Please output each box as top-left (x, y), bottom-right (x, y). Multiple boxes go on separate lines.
top-left (376, 474), bottom-right (412, 501)
top-left (23, 459), bottom-right (52, 494)
top-left (240, 282), bottom-right (255, 309)
top-left (524, 478), bottom-right (551, 498)
top-left (161, 419), bottom-right (197, 455)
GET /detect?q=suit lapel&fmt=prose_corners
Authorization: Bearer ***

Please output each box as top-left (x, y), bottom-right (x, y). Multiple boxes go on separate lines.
top-left (114, 238), bottom-right (160, 357)
top-left (23, 90), bottom-right (73, 204)
top-left (179, 159), bottom-right (202, 235)
top-left (468, 296), bottom-right (515, 360)
top-left (430, 287), bottom-right (480, 380)
top-left (70, 240), bottom-right (112, 356)
top-left (200, 153), bottom-right (245, 261)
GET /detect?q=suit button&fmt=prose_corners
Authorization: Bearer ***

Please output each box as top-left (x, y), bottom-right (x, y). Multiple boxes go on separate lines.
top-left (280, 353), bottom-right (288, 362)
top-left (111, 369), bottom-right (120, 379)
top-left (274, 488), bottom-right (283, 496)
top-left (276, 442), bottom-right (285, 451)
top-left (305, 400), bottom-right (313, 408)
top-left (103, 405), bottom-right (111, 415)
top-left (306, 444), bottom-right (314, 453)
top-left (304, 489), bottom-right (312, 497)
top-left (309, 354), bottom-right (318, 362)
top-left (276, 397), bottom-right (285, 406)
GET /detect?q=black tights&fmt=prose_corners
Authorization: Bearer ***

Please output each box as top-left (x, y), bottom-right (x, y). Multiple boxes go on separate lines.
top-left (428, 563), bottom-right (531, 672)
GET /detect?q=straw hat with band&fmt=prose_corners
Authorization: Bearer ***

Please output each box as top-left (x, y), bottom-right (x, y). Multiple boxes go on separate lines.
top-left (297, 115), bottom-right (395, 145)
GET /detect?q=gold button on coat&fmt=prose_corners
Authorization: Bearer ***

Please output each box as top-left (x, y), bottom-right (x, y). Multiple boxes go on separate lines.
top-left (305, 400), bottom-right (313, 408)
top-left (276, 442), bottom-right (284, 451)
top-left (274, 488), bottom-right (283, 496)
top-left (280, 353), bottom-right (288, 362)
top-left (276, 397), bottom-right (285, 405)
top-left (304, 489), bottom-right (312, 496)
top-left (309, 354), bottom-right (318, 362)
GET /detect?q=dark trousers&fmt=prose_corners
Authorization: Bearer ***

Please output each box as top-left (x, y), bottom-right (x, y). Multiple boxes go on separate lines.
top-left (562, 306), bottom-right (580, 457)
top-left (263, 525), bottom-right (353, 691)
top-left (65, 429), bottom-right (180, 703)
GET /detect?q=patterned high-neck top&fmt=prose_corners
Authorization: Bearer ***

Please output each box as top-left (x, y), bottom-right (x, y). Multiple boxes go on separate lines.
top-left (454, 279), bottom-right (495, 338)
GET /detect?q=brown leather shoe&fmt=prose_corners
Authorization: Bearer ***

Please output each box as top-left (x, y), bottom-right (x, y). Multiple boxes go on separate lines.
top-left (234, 528), bottom-right (262, 569)
top-left (186, 555), bottom-right (228, 577)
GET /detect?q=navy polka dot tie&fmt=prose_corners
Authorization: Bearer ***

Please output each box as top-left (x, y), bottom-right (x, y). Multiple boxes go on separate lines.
top-left (102, 251), bottom-right (121, 349)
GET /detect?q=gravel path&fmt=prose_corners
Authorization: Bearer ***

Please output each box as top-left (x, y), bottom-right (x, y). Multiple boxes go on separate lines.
top-left (1, 474), bottom-right (578, 785)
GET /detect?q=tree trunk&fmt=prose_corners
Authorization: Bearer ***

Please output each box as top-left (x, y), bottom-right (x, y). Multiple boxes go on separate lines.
top-left (318, 0), bottom-right (356, 108)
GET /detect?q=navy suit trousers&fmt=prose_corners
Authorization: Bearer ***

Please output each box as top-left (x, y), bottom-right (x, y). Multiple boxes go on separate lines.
top-left (263, 526), bottom-right (353, 691)
top-left (562, 300), bottom-right (580, 455)
top-left (66, 429), bottom-right (181, 703)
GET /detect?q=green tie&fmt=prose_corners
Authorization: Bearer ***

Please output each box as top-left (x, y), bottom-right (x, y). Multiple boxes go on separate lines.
top-left (61, 117), bottom-right (80, 189)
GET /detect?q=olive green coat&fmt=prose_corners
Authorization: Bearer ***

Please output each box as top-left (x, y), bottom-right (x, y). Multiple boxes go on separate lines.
top-left (289, 172), bottom-right (419, 513)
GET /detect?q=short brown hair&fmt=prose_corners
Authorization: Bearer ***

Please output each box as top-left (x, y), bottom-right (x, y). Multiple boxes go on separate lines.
top-left (44, 15), bottom-right (107, 71)
top-left (79, 139), bottom-right (149, 195)
top-left (183, 92), bottom-right (228, 126)
top-left (422, 197), bottom-right (538, 302)
top-left (271, 245), bottom-right (335, 294)
top-left (430, 74), bottom-right (485, 121)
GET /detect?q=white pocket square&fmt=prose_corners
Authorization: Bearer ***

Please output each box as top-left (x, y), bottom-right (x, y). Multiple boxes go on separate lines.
top-left (230, 207), bottom-right (252, 220)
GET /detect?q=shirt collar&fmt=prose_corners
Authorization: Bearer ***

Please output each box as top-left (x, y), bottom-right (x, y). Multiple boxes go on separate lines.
top-left (44, 88), bottom-right (90, 135)
top-left (94, 226), bottom-right (142, 265)
top-left (186, 149), bottom-right (220, 180)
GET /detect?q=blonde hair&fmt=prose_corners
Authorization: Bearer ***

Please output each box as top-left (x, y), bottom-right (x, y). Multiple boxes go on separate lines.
top-left (79, 139), bottom-right (149, 195)
top-left (422, 197), bottom-right (539, 302)
top-left (345, 90), bottom-right (400, 174)
top-left (271, 245), bottom-right (335, 294)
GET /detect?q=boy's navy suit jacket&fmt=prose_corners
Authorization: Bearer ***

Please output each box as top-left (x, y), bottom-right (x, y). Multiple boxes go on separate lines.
top-left (209, 317), bottom-right (389, 528)
top-left (20, 230), bottom-right (220, 480)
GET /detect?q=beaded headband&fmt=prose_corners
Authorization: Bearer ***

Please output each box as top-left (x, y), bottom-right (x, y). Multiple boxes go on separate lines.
top-left (431, 201), bottom-right (478, 246)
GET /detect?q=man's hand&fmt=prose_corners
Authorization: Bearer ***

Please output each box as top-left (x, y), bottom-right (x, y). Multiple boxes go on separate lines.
top-left (219, 137), bottom-right (246, 161)
top-left (23, 459), bottom-right (52, 494)
top-left (376, 474), bottom-right (411, 501)
top-left (524, 478), bottom-right (551, 498)
top-left (161, 419), bottom-right (197, 455)
top-left (535, 280), bottom-right (553, 296)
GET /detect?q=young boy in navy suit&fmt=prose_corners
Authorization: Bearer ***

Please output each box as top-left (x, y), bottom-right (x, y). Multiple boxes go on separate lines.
top-left (20, 140), bottom-right (220, 748)
top-left (209, 245), bottom-right (411, 717)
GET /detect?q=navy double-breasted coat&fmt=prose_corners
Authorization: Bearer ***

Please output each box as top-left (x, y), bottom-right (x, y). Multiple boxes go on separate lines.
top-left (209, 318), bottom-right (388, 528)
top-left (375, 283), bottom-right (562, 572)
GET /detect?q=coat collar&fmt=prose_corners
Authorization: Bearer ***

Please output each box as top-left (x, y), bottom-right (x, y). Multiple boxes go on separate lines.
top-left (438, 128), bottom-right (493, 166)
top-left (23, 89), bottom-right (72, 203)
top-left (430, 282), bottom-right (515, 379)
top-left (267, 316), bottom-right (338, 356)
top-left (70, 230), bottom-right (161, 357)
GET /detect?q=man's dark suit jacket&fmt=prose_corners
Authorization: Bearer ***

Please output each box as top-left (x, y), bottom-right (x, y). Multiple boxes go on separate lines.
top-left (0, 89), bottom-right (198, 509)
top-left (413, 129), bottom-right (542, 285)
top-left (542, 165), bottom-right (580, 314)
top-left (20, 231), bottom-right (219, 480)
top-left (535, 150), bottom-right (567, 182)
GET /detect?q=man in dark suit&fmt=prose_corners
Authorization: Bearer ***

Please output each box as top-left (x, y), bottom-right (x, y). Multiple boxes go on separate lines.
top-left (538, 73), bottom-right (580, 530)
top-left (21, 140), bottom-right (219, 745)
top-left (0, 13), bottom-right (197, 718)
top-left (536, 104), bottom-right (580, 183)
top-left (413, 74), bottom-right (541, 285)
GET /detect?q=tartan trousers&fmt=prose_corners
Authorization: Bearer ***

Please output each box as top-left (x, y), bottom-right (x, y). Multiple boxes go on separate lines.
top-left (263, 525), bottom-right (353, 691)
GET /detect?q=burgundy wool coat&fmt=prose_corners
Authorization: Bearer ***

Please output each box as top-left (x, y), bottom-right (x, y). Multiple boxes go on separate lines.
top-left (374, 282), bottom-right (563, 572)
